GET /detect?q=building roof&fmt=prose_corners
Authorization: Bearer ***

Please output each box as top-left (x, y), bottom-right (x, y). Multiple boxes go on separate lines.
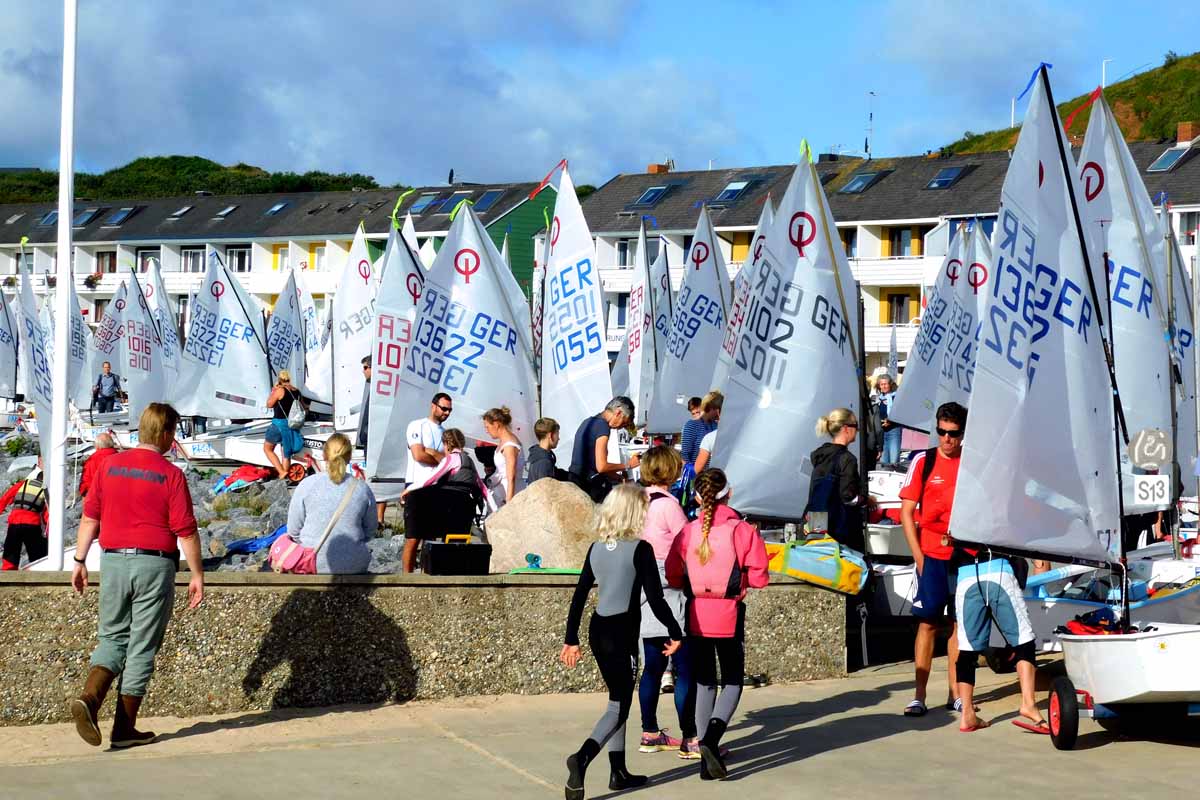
top-left (579, 141), bottom-right (1200, 234)
top-left (0, 181), bottom-right (545, 246)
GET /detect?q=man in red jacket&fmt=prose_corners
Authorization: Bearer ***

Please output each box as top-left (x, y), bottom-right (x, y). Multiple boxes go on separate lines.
top-left (0, 461), bottom-right (48, 570)
top-left (79, 433), bottom-right (119, 498)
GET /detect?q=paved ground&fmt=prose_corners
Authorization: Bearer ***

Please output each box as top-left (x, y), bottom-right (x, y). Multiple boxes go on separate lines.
top-left (1, 657), bottom-right (1195, 799)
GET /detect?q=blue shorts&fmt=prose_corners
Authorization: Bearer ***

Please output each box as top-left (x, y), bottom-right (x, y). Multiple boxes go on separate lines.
top-left (265, 419), bottom-right (304, 458)
top-left (912, 556), bottom-right (957, 621)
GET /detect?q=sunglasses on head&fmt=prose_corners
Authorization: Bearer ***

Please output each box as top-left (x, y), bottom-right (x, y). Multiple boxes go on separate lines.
top-left (936, 427), bottom-right (963, 439)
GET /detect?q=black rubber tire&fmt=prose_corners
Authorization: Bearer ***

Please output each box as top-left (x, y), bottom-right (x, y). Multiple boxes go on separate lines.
top-left (1049, 675), bottom-right (1079, 750)
top-left (985, 647), bottom-right (1017, 674)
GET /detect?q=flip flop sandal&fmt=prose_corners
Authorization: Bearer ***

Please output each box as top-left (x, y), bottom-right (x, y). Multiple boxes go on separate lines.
top-left (903, 700), bottom-right (928, 717)
top-left (1012, 718), bottom-right (1051, 735)
top-left (947, 698), bottom-right (981, 712)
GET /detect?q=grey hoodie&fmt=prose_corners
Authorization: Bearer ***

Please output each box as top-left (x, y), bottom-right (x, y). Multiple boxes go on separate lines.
top-left (526, 444), bottom-right (558, 483)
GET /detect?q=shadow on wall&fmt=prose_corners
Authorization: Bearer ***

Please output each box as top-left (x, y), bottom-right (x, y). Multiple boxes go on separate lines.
top-left (242, 585), bottom-right (416, 709)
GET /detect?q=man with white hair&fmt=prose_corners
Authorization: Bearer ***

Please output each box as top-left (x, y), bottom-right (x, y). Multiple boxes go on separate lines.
top-left (80, 433), bottom-right (119, 498)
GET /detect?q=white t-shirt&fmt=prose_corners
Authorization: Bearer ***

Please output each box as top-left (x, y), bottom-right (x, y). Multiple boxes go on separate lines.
top-left (405, 418), bottom-right (445, 485)
top-left (699, 429), bottom-right (718, 455)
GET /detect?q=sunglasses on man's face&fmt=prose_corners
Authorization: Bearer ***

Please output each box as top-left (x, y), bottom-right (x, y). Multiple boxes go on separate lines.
top-left (436, 405), bottom-right (453, 414)
top-left (936, 427), bottom-right (963, 439)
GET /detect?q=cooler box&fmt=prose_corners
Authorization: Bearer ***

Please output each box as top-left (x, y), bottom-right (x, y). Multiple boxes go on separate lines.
top-left (420, 539), bottom-right (492, 575)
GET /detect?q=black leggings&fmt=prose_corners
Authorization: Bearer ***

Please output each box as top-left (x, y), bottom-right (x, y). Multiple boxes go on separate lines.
top-left (956, 640), bottom-right (1036, 687)
top-left (585, 611), bottom-right (640, 752)
top-left (2, 523), bottom-right (45, 569)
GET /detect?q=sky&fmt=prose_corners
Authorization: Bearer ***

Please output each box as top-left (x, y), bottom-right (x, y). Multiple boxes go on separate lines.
top-left (0, 0), bottom-right (1195, 188)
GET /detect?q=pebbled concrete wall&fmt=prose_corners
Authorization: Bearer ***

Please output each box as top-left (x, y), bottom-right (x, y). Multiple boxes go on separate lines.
top-left (0, 572), bottom-right (845, 726)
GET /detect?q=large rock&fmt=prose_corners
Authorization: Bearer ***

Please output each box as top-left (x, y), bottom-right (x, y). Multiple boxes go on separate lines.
top-left (485, 479), bottom-right (596, 573)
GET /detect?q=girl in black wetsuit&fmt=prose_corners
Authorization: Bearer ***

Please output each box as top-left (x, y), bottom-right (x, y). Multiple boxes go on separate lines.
top-left (561, 484), bottom-right (683, 800)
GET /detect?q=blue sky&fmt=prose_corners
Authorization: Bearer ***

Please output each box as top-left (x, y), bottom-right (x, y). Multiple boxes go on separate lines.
top-left (0, 0), bottom-right (1195, 187)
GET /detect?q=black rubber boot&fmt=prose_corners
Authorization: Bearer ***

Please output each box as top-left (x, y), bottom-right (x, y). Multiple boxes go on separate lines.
top-left (565, 739), bottom-right (600, 800)
top-left (607, 751), bottom-right (648, 791)
top-left (699, 718), bottom-right (728, 780)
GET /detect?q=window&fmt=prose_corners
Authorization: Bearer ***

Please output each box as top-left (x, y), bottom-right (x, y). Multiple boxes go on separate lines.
top-left (214, 205), bottom-right (238, 219)
top-left (96, 251), bottom-right (117, 274)
top-left (136, 247), bottom-right (160, 272)
top-left (168, 205), bottom-right (192, 219)
top-left (644, 236), bottom-right (660, 264)
top-left (277, 246), bottom-right (290, 271)
top-left (409, 193), bottom-right (439, 213)
top-left (336, 201), bottom-right (358, 213)
top-left (73, 207), bottom-right (101, 226)
top-left (615, 294), bottom-right (628, 328)
top-left (1148, 147), bottom-right (1190, 173)
top-left (887, 293), bottom-right (909, 325)
top-left (18, 252), bottom-right (33, 273)
top-left (841, 228), bottom-right (858, 258)
top-left (176, 295), bottom-right (189, 341)
top-left (94, 299), bottom-right (109, 323)
top-left (840, 172), bottom-right (880, 194)
top-left (226, 246), bottom-right (251, 273)
top-left (714, 181), bottom-right (749, 203)
top-left (1182, 212), bottom-right (1199, 246)
top-left (5, 213), bottom-right (24, 225)
top-left (948, 217), bottom-right (996, 244)
top-left (926, 166), bottom-right (966, 189)
top-left (632, 186), bottom-right (667, 206)
top-left (306, 202), bottom-right (330, 215)
top-left (437, 191), bottom-right (472, 214)
top-left (616, 240), bottom-right (632, 267)
top-left (889, 228), bottom-right (913, 257)
top-left (180, 247), bottom-right (205, 273)
top-left (473, 189), bottom-right (504, 212)
top-left (265, 202), bottom-right (288, 216)
top-left (38, 211), bottom-right (58, 226)
top-left (105, 207), bottom-right (137, 226)
top-left (819, 171), bottom-right (838, 186)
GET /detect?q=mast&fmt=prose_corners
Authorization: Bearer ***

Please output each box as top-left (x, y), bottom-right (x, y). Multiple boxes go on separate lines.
top-left (1165, 217), bottom-right (1182, 555)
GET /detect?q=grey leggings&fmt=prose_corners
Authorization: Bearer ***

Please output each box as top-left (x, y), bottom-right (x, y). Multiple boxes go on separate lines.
top-left (691, 607), bottom-right (746, 738)
top-left (586, 612), bottom-right (640, 752)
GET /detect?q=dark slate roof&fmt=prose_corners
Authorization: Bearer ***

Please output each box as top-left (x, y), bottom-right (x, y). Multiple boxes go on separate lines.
top-left (580, 143), bottom-right (1200, 234)
top-left (0, 182), bottom-right (543, 245)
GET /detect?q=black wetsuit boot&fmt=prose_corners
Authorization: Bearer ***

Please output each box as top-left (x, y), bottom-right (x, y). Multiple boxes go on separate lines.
top-left (565, 738), bottom-right (601, 800)
top-left (608, 751), bottom-right (648, 790)
top-left (699, 718), bottom-right (728, 779)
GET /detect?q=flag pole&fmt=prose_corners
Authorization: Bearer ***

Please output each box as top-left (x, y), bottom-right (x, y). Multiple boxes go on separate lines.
top-left (49, 0), bottom-right (78, 570)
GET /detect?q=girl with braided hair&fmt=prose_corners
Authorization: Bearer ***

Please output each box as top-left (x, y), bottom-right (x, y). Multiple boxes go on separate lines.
top-left (665, 469), bottom-right (769, 780)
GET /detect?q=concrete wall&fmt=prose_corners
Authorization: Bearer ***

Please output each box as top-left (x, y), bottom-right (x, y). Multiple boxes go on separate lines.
top-left (0, 572), bottom-right (846, 726)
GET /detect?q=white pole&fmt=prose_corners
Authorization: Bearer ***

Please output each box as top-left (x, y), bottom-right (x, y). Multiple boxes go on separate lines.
top-left (1102, 58), bottom-right (1113, 89)
top-left (48, 0), bottom-right (77, 570)
top-left (1010, 97), bottom-right (1015, 128)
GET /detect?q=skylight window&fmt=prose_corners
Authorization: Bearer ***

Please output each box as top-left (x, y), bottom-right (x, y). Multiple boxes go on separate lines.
top-left (336, 201), bottom-right (358, 213)
top-left (1147, 147), bottom-right (1190, 173)
top-left (265, 202), bottom-right (288, 216)
top-left (840, 172), bottom-right (882, 194)
top-left (5, 213), bottom-right (24, 225)
top-left (714, 181), bottom-right (749, 203)
top-left (819, 171), bottom-right (838, 186)
top-left (105, 207), bottom-right (136, 225)
top-left (632, 186), bottom-right (667, 206)
top-left (73, 208), bottom-right (101, 226)
top-left (409, 193), bottom-right (439, 213)
top-left (38, 211), bottom-right (58, 226)
top-left (168, 205), bottom-right (193, 219)
top-left (437, 191), bottom-right (472, 214)
top-left (306, 202), bottom-right (330, 215)
top-left (927, 166), bottom-right (966, 189)
top-left (472, 189), bottom-right (504, 212)
top-left (214, 205), bottom-right (238, 219)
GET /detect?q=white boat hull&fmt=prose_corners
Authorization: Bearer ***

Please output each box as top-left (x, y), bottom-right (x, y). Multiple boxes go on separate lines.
top-left (1062, 623), bottom-right (1200, 705)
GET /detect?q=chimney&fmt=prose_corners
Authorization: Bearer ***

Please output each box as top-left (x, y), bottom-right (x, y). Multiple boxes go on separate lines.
top-left (1179, 121), bottom-right (1200, 144)
top-left (646, 163), bottom-right (671, 175)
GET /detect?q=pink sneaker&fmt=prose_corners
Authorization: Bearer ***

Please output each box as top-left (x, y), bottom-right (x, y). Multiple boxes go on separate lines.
top-left (678, 738), bottom-right (730, 760)
top-left (638, 729), bottom-right (683, 752)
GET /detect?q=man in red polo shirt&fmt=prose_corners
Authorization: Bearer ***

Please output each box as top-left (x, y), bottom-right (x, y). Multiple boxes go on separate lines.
top-left (898, 401), bottom-right (968, 718)
top-left (69, 403), bottom-right (204, 750)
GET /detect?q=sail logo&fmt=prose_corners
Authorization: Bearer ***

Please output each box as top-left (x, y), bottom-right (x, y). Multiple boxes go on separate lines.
top-left (550, 217), bottom-right (561, 254)
top-left (789, 212), bottom-right (816, 257)
top-left (1081, 162), bottom-right (1105, 203)
top-left (967, 263), bottom-right (989, 294)
top-left (405, 272), bottom-right (424, 304)
top-left (945, 259), bottom-right (962, 285)
top-left (454, 249), bottom-right (481, 284)
top-left (691, 242), bottom-right (709, 270)
top-left (210, 281), bottom-right (224, 300)
top-left (357, 259), bottom-right (372, 285)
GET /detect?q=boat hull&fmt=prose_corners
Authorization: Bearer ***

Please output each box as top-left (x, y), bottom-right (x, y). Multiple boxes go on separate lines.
top-left (1061, 623), bottom-right (1200, 705)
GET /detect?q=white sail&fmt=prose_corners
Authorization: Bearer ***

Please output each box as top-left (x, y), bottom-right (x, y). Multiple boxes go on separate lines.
top-left (366, 218), bottom-right (427, 479)
top-left (17, 276), bottom-right (53, 461)
top-left (1169, 230), bottom-right (1198, 491)
top-left (401, 212), bottom-right (420, 256)
top-left (500, 232), bottom-right (510, 269)
top-left (143, 258), bottom-right (181, 386)
top-left (624, 220), bottom-right (662, 428)
top-left (266, 270), bottom-right (306, 390)
top-left (121, 269), bottom-right (167, 424)
top-left (715, 199), bottom-right (773, 391)
top-left (1079, 95), bottom-right (1174, 511)
top-left (65, 281), bottom-right (93, 410)
top-left (647, 208), bottom-right (732, 432)
top-left (0, 291), bottom-right (19, 398)
top-left (540, 166), bottom-right (612, 457)
top-left (90, 282), bottom-right (125, 393)
top-left (950, 68), bottom-right (1120, 563)
top-left (292, 267), bottom-right (325, 399)
top-left (887, 324), bottom-right (899, 378)
top-left (330, 224), bottom-right (378, 431)
top-left (174, 252), bottom-right (272, 419)
top-left (610, 336), bottom-right (630, 397)
top-left (714, 159), bottom-right (861, 517)
top-left (387, 204), bottom-right (538, 448)
top-left (418, 237), bottom-right (437, 270)
top-left (531, 219), bottom-right (550, 376)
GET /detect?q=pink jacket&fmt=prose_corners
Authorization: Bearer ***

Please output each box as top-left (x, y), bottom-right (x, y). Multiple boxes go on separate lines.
top-left (641, 488), bottom-right (689, 561)
top-left (666, 504), bottom-right (769, 638)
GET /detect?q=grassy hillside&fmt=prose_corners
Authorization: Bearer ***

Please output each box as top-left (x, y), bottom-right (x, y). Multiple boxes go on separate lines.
top-left (946, 50), bottom-right (1200, 154)
top-left (0, 156), bottom-right (383, 204)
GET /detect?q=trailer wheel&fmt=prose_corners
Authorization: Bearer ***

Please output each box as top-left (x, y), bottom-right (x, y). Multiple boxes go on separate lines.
top-left (985, 646), bottom-right (1017, 674)
top-left (1049, 676), bottom-right (1078, 750)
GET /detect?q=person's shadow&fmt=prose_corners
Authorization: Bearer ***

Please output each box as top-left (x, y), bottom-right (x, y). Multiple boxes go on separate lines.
top-left (159, 584), bottom-right (415, 742)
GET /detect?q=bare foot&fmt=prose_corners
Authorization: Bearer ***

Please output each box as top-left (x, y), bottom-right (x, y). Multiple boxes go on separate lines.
top-left (1018, 705), bottom-right (1046, 725)
top-left (960, 716), bottom-right (990, 732)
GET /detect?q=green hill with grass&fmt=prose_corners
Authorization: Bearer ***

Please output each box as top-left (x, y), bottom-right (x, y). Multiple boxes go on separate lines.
top-left (945, 50), bottom-right (1200, 154)
top-left (0, 156), bottom-right (383, 204)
